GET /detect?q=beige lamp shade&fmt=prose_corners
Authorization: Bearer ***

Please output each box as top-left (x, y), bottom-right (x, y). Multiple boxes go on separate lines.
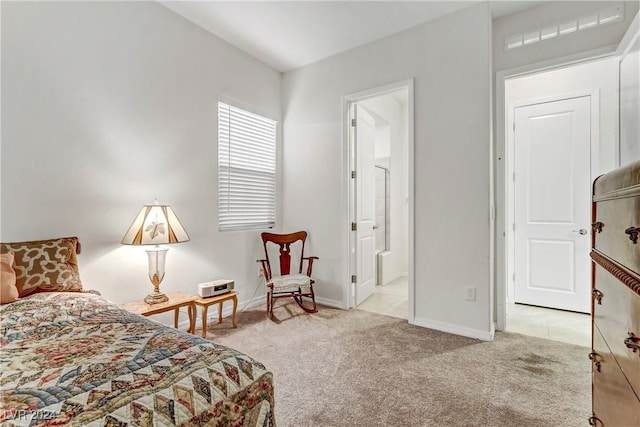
top-left (121, 203), bottom-right (189, 246)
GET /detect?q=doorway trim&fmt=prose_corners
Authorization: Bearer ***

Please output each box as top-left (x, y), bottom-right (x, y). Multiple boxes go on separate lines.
top-left (495, 46), bottom-right (616, 331)
top-left (341, 79), bottom-right (415, 323)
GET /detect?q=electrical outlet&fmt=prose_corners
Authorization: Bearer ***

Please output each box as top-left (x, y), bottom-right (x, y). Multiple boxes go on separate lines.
top-left (465, 286), bottom-right (476, 301)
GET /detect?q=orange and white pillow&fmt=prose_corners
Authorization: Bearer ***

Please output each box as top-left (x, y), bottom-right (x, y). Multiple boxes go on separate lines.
top-left (1, 252), bottom-right (19, 304)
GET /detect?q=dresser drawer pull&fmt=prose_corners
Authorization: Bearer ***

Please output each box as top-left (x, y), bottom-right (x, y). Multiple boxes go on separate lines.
top-left (624, 226), bottom-right (639, 244)
top-left (588, 352), bottom-right (602, 372)
top-left (624, 332), bottom-right (640, 354)
top-left (591, 289), bottom-right (603, 304)
top-left (591, 222), bottom-right (604, 233)
top-left (588, 415), bottom-right (603, 426)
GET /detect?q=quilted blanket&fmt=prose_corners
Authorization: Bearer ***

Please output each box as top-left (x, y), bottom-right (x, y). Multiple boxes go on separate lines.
top-left (0, 292), bottom-right (275, 427)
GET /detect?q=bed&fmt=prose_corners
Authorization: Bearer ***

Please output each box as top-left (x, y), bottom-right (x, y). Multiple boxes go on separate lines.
top-left (0, 237), bottom-right (275, 426)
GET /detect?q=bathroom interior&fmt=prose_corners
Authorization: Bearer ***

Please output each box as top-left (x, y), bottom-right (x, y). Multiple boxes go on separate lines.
top-left (356, 90), bottom-right (410, 319)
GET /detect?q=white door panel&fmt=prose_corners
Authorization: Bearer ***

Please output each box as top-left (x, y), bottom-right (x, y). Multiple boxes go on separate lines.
top-left (528, 239), bottom-right (574, 292)
top-left (514, 96), bottom-right (591, 313)
top-left (355, 104), bottom-right (376, 306)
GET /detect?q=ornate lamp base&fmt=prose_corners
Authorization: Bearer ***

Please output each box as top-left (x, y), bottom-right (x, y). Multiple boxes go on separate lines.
top-left (144, 291), bottom-right (169, 305)
top-left (144, 246), bottom-right (169, 305)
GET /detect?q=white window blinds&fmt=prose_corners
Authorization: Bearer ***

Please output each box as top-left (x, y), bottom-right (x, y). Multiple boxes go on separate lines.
top-left (218, 102), bottom-right (277, 231)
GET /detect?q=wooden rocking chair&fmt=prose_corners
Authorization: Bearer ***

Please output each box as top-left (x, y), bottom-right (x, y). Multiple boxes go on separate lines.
top-left (257, 231), bottom-right (318, 316)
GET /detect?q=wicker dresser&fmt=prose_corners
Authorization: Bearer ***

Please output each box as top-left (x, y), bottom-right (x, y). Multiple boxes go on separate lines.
top-left (589, 159), bottom-right (640, 426)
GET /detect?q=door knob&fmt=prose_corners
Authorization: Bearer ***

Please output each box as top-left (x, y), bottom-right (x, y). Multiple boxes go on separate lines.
top-left (572, 229), bottom-right (588, 235)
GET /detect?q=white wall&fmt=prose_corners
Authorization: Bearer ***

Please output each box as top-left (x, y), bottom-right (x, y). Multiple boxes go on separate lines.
top-left (360, 94), bottom-right (409, 283)
top-left (282, 3), bottom-right (493, 339)
top-left (0, 2), bottom-right (282, 307)
top-left (506, 56), bottom-right (620, 174)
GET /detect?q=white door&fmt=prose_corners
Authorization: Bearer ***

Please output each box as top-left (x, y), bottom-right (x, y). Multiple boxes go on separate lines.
top-left (514, 96), bottom-right (591, 313)
top-left (354, 104), bottom-right (376, 305)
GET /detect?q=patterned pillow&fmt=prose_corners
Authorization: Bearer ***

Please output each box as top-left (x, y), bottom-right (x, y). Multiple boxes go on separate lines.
top-left (0, 237), bottom-right (83, 297)
top-left (1, 252), bottom-right (19, 303)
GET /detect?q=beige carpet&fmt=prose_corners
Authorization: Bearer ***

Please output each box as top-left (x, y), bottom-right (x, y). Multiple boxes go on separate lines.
top-left (204, 301), bottom-right (591, 427)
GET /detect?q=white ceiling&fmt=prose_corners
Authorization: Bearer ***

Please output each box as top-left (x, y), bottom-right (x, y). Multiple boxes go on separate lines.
top-left (160, 1), bottom-right (542, 73)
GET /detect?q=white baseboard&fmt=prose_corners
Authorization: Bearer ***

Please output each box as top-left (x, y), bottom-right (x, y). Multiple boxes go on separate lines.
top-left (176, 294), bottom-right (266, 331)
top-left (177, 295), bottom-right (345, 330)
top-left (315, 296), bottom-right (344, 309)
top-left (381, 273), bottom-right (408, 286)
top-left (412, 316), bottom-right (495, 341)
top-left (238, 294), bottom-right (267, 311)
top-left (173, 299), bottom-right (494, 342)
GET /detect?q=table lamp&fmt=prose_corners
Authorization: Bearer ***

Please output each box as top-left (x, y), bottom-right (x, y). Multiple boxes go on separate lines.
top-left (121, 200), bottom-right (189, 304)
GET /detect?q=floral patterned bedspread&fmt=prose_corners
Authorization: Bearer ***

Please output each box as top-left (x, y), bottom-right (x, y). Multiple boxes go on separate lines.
top-left (0, 292), bottom-right (275, 427)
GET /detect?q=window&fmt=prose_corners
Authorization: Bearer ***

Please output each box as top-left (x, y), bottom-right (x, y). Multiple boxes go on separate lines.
top-left (504, 4), bottom-right (624, 51)
top-left (218, 102), bottom-right (276, 231)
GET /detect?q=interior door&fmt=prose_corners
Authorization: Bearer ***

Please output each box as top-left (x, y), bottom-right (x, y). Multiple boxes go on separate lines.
top-left (514, 96), bottom-right (591, 313)
top-left (354, 104), bottom-right (376, 306)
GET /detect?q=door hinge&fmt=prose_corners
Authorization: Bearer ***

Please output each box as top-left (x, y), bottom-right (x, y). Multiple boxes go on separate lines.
top-left (351, 171), bottom-right (357, 179)
top-left (351, 118), bottom-right (357, 127)
top-left (351, 275), bottom-right (357, 283)
top-left (351, 222), bottom-right (357, 231)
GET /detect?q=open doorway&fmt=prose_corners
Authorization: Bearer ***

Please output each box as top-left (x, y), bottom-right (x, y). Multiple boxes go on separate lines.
top-left (344, 81), bottom-right (413, 321)
top-left (498, 56), bottom-right (620, 346)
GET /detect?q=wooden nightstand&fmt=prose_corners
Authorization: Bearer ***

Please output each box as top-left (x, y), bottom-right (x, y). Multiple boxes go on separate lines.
top-left (122, 291), bottom-right (197, 334)
top-left (194, 291), bottom-right (238, 338)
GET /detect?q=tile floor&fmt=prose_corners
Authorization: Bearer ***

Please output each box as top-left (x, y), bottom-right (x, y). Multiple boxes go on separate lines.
top-left (357, 276), bottom-right (591, 347)
top-left (505, 302), bottom-right (591, 347)
top-left (357, 276), bottom-right (408, 319)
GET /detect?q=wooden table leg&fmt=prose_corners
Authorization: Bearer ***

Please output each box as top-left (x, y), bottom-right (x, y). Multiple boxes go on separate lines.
top-left (231, 294), bottom-right (238, 328)
top-left (201, 304), bottom-right (209, 338)
top-left (174, 308), bottom-right (179, 329)
top-left (188, 303), bottom-right (195, 334)
top-left (217, 302), bottom-right (223, 324)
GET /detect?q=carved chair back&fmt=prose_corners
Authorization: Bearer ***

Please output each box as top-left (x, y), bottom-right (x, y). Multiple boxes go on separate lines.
top-left (260, 231), bottom-right (308, 281)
